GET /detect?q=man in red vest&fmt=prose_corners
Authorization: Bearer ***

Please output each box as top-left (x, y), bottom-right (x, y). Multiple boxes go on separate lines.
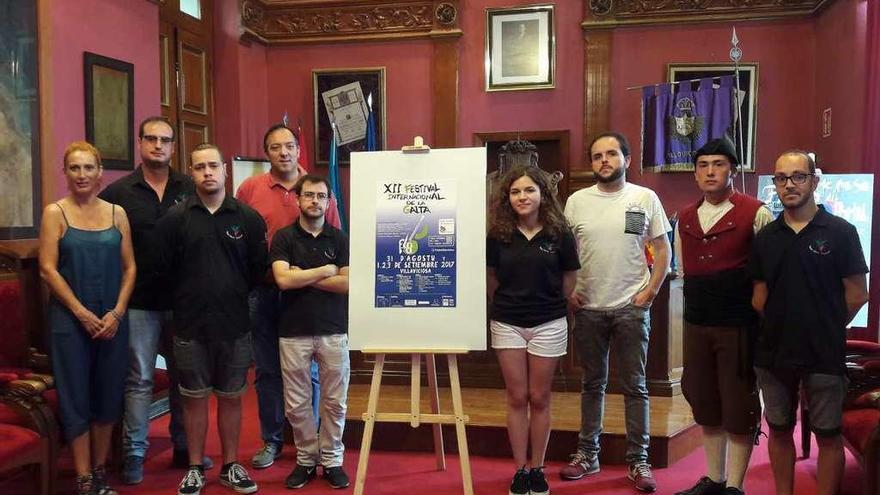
top-left (673, 138), bottom-right (773, 495)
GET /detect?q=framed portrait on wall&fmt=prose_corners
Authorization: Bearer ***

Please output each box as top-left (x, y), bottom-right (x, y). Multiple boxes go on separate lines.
top-left (667, 63), bottom-right (759, 172)
top-left (84, 52), bottom-right (134, 170)
top-left (313, 67), bottom-right (386, 166)
top-left (485, 4), bottom-right (555, 91)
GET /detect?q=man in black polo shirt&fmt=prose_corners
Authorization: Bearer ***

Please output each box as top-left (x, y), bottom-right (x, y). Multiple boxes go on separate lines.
top-left (270, 174), bottom-right (350, 490)
top-left (98, 116), bottom-right (209, 484)
top-left (157, 144), bottom-right (267, 495)
top-left (749, 150), bottom-right (868, 495)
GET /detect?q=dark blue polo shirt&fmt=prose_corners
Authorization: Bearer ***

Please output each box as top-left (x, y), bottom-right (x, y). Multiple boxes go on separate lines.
top-left (99, 166), bottom-right (193, 310)
top-left (156, 195), bottom-right (268, 341)
top-left (270, 220), bottom-right (350, 337)
top-left (748, 206), bottom-right (868, 374)
top-left (487, 228), bottom-right (580, 328)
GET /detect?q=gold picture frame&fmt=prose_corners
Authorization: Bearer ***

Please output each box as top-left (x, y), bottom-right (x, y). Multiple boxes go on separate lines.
top-left (485, 4), bottom-right (555, 92)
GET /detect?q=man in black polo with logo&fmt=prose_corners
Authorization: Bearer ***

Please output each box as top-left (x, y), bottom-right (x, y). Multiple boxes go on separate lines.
top-left (270, 174), bottom-right (351, 490)
top-left (749, 150), bottom-right (868, 495)
top-left (98, 116), bottom-right (209, 484)
top-left (157, 143), bottom-right (267, 495)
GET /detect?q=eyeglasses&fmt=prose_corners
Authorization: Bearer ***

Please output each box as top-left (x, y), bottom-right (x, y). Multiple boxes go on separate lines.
top-left (772, 173), bottom-right (814, 186)
top-left (142, 135), bottom-right (174, 145)
top-left (300, 191), bottom-right (328, 200)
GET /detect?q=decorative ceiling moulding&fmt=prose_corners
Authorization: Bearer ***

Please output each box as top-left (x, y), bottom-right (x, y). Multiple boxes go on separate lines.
top-left (582, 0), bottom-right (835, 29)
top-left (240, 0), bottom-right (462, 45)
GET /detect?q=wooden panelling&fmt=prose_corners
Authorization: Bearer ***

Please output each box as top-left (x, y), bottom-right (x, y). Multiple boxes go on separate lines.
top-left (241, 0), bottom-right (461, 45)
top-left (432, 36), bottom-right (459, 148)
top-left (581, 28), bottom-right (611, 175)
top-left (342, 384), bottom-right (699, 466)
top-left (179, 38), bottom-right (208, 115)
top-left (581, 0), bottom-right (833, 28)
top-left (180, 120), bottom-right (209, 165)
top-left (159, 27), bottom-right (172, 108)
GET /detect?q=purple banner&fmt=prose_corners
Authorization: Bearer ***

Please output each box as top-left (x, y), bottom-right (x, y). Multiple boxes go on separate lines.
top-left (641, 75), bottom-right (736, 171)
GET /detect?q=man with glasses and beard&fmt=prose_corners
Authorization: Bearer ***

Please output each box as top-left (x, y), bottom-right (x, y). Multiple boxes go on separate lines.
top-left (561, 132), bottom-right (671, 493)
top-left (749, 151), bottom-right (868, 495)
top-left (270, 174), bottom-right (351, 490)
top-left (99, 117), bottom-right (212, 484)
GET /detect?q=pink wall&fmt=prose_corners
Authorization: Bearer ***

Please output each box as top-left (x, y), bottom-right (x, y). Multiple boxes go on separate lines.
top-left (213, 0), bottom-right (268, 159)
top-left (813, 0), bottom-right (868, 172)
top-left (265, 40), bottom-right (434, 154)
top-left (262, 39), bottom-right (435, 213)
top-left (47, 0), bottom-right (160, 200)
top-left (458, 0), bottom-right (585, 165)
top-left (608, 19), bottom-right (817, 216)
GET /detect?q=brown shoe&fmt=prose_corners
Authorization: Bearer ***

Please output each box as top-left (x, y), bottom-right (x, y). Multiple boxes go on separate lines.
top-left (559, 451), bottom-right (600, 480)
top-left (628, 463), bottom-right (657, 492)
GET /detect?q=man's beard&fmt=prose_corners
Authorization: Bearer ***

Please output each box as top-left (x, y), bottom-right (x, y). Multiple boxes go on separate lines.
top-left (143, 156), bottom-right (171, 169)
top-left (596, 166), bottom-right (625, 183)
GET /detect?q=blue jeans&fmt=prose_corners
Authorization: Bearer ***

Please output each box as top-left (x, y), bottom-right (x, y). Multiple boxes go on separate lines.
top-left (123, 309), bottom-right (186, 456)
top-left (250, 287), bottom-right (320, 449)
top-left (573, 304), bottom-right (651, 464)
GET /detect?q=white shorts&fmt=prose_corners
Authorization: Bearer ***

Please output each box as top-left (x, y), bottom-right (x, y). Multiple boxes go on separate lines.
top-left (490, 317), bottom-right (568, 358)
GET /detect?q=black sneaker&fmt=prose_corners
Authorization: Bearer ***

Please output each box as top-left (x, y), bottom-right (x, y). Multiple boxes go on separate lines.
top-left (91, 465), bottom-right (118, 495)
top-left (323, 466), bottom-right (351, 489)
top-left (285, 464), bottom-right (317, 489)
top-left (675, 476), bottom-right (726, 495)
top-left (178, 466), bottom-right (206, 495)
top-left (528, 466), bottom-right (549, 495)
top-left (509, 467), bottom-right (529, 495)
top-left (219, 462), bottom-right (258, 494)
top-left (723, 488), bottom-right (745, 495)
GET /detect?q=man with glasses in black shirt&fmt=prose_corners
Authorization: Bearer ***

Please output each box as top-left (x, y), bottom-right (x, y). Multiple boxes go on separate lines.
top-left (270, 174), bottom-right (351, 490)
top-left (99, 117), bottom-right (211, 484)
top-left (749, 150), bottom-right (869, 495)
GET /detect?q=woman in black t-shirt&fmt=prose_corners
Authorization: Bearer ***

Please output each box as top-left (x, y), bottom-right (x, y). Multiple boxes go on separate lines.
top-left (487, 167), bottom-right (580, 495)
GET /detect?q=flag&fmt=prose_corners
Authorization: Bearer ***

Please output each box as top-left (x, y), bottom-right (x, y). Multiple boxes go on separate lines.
top-left (365, 93), bottom-right (377, 152)
top-left (328, 122), bottom-right (348, 232)
top-left (296, 118), bottom-right (310, 172)
top-left (641, 75), bottom-right (736, 171)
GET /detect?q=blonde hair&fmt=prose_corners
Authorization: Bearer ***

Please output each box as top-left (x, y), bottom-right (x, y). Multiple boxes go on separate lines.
top-left (63, 141), bottom-right (102, 169)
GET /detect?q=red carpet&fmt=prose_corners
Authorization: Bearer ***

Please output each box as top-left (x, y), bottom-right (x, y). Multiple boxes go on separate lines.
top-left (2, 384), bottom-right (865, 494)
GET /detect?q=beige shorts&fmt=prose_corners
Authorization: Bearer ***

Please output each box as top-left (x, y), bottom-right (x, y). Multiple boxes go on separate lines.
top-left (490, 316), bottom-right (568, 358)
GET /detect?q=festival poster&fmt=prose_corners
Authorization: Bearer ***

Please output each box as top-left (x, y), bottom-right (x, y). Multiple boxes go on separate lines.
top-left (374, 179), bottom-right (457, 308)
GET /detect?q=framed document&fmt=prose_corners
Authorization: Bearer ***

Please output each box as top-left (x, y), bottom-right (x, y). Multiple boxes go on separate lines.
top-left (313, 68), bottom-right (386, 165)
top-left (485, 4), bottom-right (555, 91)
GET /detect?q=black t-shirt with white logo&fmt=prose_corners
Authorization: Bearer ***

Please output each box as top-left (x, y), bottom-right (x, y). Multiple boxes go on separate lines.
top-left (748, 206), bottom-right (868, 374)
top-left (156, 195), bottom-right (268, 341)
top-left (488, 228), bottom-right (580, 327)
top-left (271, 221), bottom-right (350, 337)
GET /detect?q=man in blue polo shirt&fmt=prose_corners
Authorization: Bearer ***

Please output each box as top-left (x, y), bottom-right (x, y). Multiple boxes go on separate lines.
top-left (749, 150), bottom-right (869, 495)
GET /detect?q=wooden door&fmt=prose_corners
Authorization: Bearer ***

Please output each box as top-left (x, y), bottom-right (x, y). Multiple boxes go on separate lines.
top-left (159, 0), bottom-right (214, 173)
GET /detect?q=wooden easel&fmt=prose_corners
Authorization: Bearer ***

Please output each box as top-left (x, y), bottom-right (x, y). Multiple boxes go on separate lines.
top-left (353, 348), bottom-right (473, 495)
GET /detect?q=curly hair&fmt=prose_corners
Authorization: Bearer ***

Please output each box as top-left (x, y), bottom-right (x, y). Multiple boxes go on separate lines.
top-left (488, 166), bottom-right (569, 242)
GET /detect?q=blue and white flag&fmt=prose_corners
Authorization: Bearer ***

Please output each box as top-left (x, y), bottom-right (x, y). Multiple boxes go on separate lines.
top-left (328, 122), bottom-right (348, 232)
top-left (365, 93), bottom-right (377, 152)
top-left (641, 76), bottom-right (736, 171)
